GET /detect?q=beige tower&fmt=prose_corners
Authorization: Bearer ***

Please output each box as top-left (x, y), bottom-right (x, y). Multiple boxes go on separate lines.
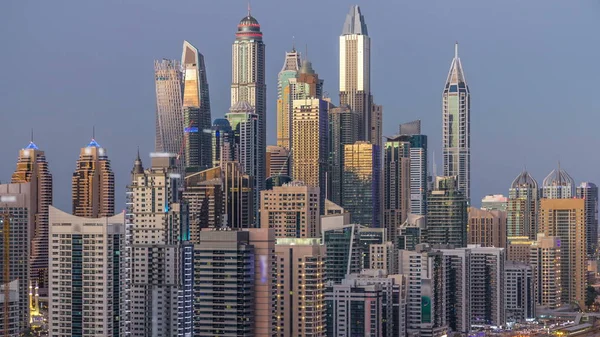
top-left (260, 181), bottom-right (320, 238)
top-left (11, 140), bottom-right (52, 292)
top-left (530, 234), bottom-right (562, 308)
top-left (275, 238), bottom-right (326, 337)
top-left (539, 198), bottom-right (585, 308)
top-left (468, 207), bottom-right (507, 248)
top-left (71, 139), bottom-right (114, 218)
top-left (291, 98), bottom-right (328, 196)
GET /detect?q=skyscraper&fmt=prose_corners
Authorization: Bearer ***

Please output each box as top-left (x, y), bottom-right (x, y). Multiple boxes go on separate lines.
top-left (399, 120), bottom-right (421, 136)
top-left (427, 176), bottom-right (468, 247)
top-left (211, 118), bottom-right (235, 167)
top-left (48, 206), bottom-right (128, 337)
top-left (266, 145), bottom-right (290, 179)
top-left (231, 9), bottom-right (266, 195)
top-left (326, 280), bottom-right (384, 336)
top-left (468, 207), bottom-right (507, 248)
top-left (342, 141), bottom-right (381, 227)
top-left (184, 167), bottom-right (224, 234)
top-left (530, 234), bottom-right (562, 308)
top-left (290, 58), bottom-right (324, 101)
top-left (291, 98), bottom-right (328, 204)
top-left (277, 48), bottom-right (301, 150)
top-left (0, 183), bottom-right (32, 330)
top-left (505, 262), bottom-right (535, 323)
top-left (539, 198), bottom-right (586, 308)
top-left (71, 138), bottom-right (114, 218)
top-left (328, 104), bottom-right (360, 205)
top-left (222, 161), bottom-right (255, 228)
top-left (275, 238), bottom-right (326, 337)
top-left (507, 170), bottom-right (539, 240)
top-left (339, 5), bottom-right (373, 143)
top-left (442, 43), bottom-right (471, 202)
top-left (128, 153), bottom-right (188, 336)
top-left (182, 40), bottom-right (212, 172)
top-left (260, 181), bottom-right (320, 238)
top-left (383, 136), bottom-right (411, 243)
top-left (576, 182), bottom-right (598, 256)
top-left (542, 164), bottom-right (575, 199)
top-left (155, 59), bottom-right (184, 155)
top-left (11, 140), bottom-right (52, 293)
top-left (468, 246), bottom-right (505, 327)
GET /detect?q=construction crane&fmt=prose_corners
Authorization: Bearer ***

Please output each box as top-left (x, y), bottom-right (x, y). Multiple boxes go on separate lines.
top-left (2, 211), bottom-right (9, 337)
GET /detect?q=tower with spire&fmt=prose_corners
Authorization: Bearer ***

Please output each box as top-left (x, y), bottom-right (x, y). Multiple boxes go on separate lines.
top-left (231, 6), bottom-right (266, 198)
top-left (542, 162), bottom-right (575, 199)
top-left (11, 134), bottom-right (53, 293)
top-left (507, 169), bottom-right (539, 240)
top-left (339, 5), bottom-right (375, 144)
top-left (71, 137), bottom-right (115, 218)
top-left (276, 45), bottom-right (301, 150)
top-left (442, 42), bottom-right (471, 203)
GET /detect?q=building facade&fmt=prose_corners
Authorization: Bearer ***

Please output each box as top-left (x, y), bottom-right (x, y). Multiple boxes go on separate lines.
top-left (530, 234), bottom-right (562, 308)
top-left (182, 40), bottom-right (212, 172)
top-left (427, 176), bottom-right (468, 247)
top-left (328, 104), bottom-right (360, 206)
top-left (274, 238), bottom-right (326, 337)
top-left (11, 141), bottom-right (52, 292)
top-left (539, 199), bottom-right (586, 308)
top-left (231, 11), bottom-right (266, 195)
top-left (383, 136), bottom-right (411, 243)
top-left (71, 139), bottom-right (115, 218)
top-left (211, 118), bottom-right (235, 168)
top-left (576, 182), bottom-right (598, 256)
top-left (339, 5), bottom-right (373, 143)
top-left (48, 206), bottom-right (128, 337)
top-left (342, 141), bottom-right (381, 227)
top-left (505, 262), bottom-right (535, 323)
top-left (266, 145), bottom-right (290, 179)
top-left (468, 207), bottom-right (507, 248)
top-left (276, 48), bottom-right (301, 150)
top-left (507, 170), bottom-right (539, 240)
top-left (260, 182), bottom-right (320, 238)
top-left (442, 43), bottom-right (471, 202)
top-left (154, 59), bottom-right (184, 155)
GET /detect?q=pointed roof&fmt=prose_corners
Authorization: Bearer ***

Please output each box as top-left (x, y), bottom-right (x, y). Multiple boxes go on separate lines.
top-left (25, 142), bottom-right (39, 150)
top-left (132, 147), bottom-right (144, 174)
top-left (87, 139), bottom-right (101, 148)
top-left (511, 170), bottom-right (538, 189)
top-left (280, 48), bottom-right (301, 73)
top-left (445, 42), bottom-right (467, 86)
top-left (299, 59), bottom-right (315, 75)
top-left (342, 5), bottom-right (368, 36)
top-left (229, 101), bottom-right (254, 113)
top-left (182, 40), bottom-right (199, 65)
top-left (543, 163), bottom-right (574, 187)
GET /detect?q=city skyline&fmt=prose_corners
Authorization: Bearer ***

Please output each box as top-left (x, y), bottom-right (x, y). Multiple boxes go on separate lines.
top-left (1, 1), bottom-right (600, 213)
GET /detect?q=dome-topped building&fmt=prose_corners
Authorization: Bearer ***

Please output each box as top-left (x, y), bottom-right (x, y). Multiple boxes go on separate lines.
top-left (507, 170), bottom-right (540, 239)
top-left (542, 163), bottom-right (575, 199)
top-left (511, 170), bottom-right (538, 189)
top-left (236, 13), bottom-right (262, 41)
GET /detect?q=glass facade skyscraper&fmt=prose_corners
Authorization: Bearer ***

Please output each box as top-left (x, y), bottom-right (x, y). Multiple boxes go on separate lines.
top-left (442, 43), bottom-right (471, 202)
top-left (342, 141), bottom-right (381, 227)
top-left (576, 182), bottom-right (598, 256)
top-left (427, 176), bottom-right (468, 247)
top-left (154, 59), bottom-right (184, 155)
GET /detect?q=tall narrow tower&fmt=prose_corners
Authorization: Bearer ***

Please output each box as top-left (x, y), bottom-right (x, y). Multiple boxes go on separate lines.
top-left (154, 59), bottom-right (184, 155)
top-left (277, 48), bottom-right (301, 150)
top-left (231, 8), bottom-right (266, 195)
top-left (182, 40), bottom-right (212, 172)
top-left (442, 43), bottom-right (471, 202)
top-left (11, 140), bottom-right (52, 291)
top-left (339, 5), bottom-right (372, 143)
top-left (72, 138), bottom-right (115, 218)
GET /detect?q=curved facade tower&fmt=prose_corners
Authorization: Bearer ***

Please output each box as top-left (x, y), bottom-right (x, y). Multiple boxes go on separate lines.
top-left (154, 59), bottom-right (184, 156)
top-left (339, 5), bottom-right (372, 143)
top-left (11, 141), bottom-right (53, 291)
top-left (277, 48), bottom-right (300, 150)
top-left (231, 10), bottom-right (266, 195)
top-left (443, 43), bottom-right (471, 202)
top-left (507, 170), bottom-right (539, 239)
top-left (72, 139), bottom-right (115, 218)
top-left (182, 40), bottom-right (212, 172)
top-left (542, 164), bottom-right (575, 199)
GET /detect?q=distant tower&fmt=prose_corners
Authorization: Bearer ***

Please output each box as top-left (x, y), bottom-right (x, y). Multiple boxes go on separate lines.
top-left (154, 59), bottom-right (184, 155)
top-left (542, 164), bottom-right (575, 199)
top-left (427, 176), bottom-right (468, 247)
top-left (576, 182), bottom-right (598, 256)
top-left (277, 48), bottom-right (301, 150)
top-left (211, 118), bottom-right (235, 168)
top-left (398, 122), bottom-right (429, 215)
top-left (71, 138), bottom-right (115, 218)
top-left (182, 40), bottom-right (212, 172)
top-left (507, 170), bottom-right (539, 240)
top-left (328, 104), bottom-right (360, 205)
top-left (383, 135), bottom-right (411, 243)
top-left (11, 139), bottom-right (52, 292)
top-left (231, 8), bottom-right (266, 195)
top-left (339, 5), bottom-right (372, 143)
top-left (442, 43), bottom-right (471, 202)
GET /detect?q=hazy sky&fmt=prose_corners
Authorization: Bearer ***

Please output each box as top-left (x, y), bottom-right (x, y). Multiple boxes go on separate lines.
top-left (1, 0), bottom-right (600, 211)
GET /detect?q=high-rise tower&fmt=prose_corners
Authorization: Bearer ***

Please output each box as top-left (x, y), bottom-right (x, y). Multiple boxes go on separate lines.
top-left (442, 43), bottom-right (471, 202)
top-left (576, 182), bottom-right (598, 256)
top-left (507, 170), bottom-right (539, 240)
top-left (11, 140), bottom-right (52, 292)
top-left (154, 59), bottom-right (184, 155)
top-left (339, 5), bottom-right (372, 143)
top-left (182, 40), bottom-right (212, 172)
top-left (277, 48), bottom-right (301, 150)
top-left (231, 9), bottom-right (266, 195)
top-left (542, 164), bottom-right (575, 199)
top-left (72, 138), bottom-right (115, 218)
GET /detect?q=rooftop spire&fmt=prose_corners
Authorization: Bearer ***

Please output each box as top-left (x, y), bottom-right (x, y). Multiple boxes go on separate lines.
top-left (92, 125), bottom-right (95, 140)
top-left (445, 42), bottom-right (468, 85)
top-left (247, 1), bottom-right (251, 16)
top-left (342, 5), bottom-right (368, 36)
top-left (31, 128), bottom-right (34, 143)
top-left (455, 41), bottom-right (458, 59)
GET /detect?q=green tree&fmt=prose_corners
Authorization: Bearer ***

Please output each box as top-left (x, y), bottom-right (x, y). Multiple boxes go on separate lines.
top-left (585, 285), bottom-right (597, 308)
